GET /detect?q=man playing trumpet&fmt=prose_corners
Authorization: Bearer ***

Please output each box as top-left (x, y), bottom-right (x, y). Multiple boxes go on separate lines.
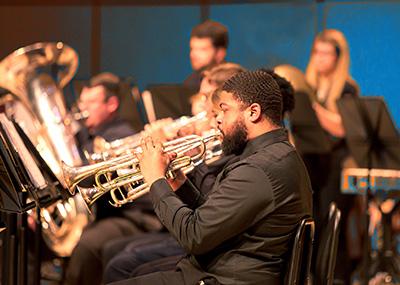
top-left (65, 73), bottom-right (161, 285)
top-left (114, 70), bottom-right (312, 285)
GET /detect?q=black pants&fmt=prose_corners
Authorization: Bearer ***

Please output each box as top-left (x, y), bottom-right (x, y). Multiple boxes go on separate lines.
top-left (64, 217), bottom-right (142, 285)
top-left (109, 271), bottom-right (220, 285)
top-left (109, 270), bottom-right (186, 285)
top-left (104, 232), bottom-right (185, 283)
top-left (131, 255), bottom-right (182, 277)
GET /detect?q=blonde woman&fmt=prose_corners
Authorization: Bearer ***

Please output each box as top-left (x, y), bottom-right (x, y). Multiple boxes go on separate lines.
top-left (306, 29), bottom-right (360, 283)
top-left (306, 29), bottom-right (359, 137)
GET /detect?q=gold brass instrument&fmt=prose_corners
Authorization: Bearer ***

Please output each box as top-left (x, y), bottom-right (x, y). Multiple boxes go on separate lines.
top-left (63, 151), bottom-right (137, 195)
top-left (63, 131), bottom-right (222, 210)
top-left (0, 42), bottom-right (91, 257)
top-left (32, 196), bottom-right (89, 257)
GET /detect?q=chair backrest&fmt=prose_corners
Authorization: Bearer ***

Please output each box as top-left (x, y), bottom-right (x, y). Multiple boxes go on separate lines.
top-left (285, 217), bottom-right (315, 285)
top-left (314, 202), bottom-right (341, 285)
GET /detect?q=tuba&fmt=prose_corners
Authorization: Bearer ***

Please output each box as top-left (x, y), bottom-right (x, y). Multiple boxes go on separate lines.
top-left (0, 42), bottom-right (91, 257)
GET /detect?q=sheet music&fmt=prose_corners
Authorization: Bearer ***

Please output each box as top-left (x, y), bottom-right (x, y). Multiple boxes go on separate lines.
top-left (0, 113), bottom-right (47, 189)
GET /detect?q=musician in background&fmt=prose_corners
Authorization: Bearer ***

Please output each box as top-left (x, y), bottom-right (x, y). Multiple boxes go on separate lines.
top-left (142, 20), bottom-right (228, 123)
top-left (184, 20), bottom-right (229, 91)
top-left (305, 29), bottom-right (359, 282)
top-left (143, 62), bottom-right (244, 142)
top-left (76, 72), bottom-right (136, 154)
top-left (65, 72), bottom-right (161, 285)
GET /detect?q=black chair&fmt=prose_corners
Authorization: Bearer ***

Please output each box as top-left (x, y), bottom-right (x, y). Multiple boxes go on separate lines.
top-left (285, 217), bottom-right (315, 285)
top-left (314, 202), bottom-right (341, 285)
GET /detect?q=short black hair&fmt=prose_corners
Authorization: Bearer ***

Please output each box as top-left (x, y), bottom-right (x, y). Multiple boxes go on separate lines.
top-left (191, 20), bottom-right (229, 49)
top-left (220, 70), bottom-right (283, 125)
top-left (89, 72), bottom-right (121, 101)
top-left (260, 68), bottom-right (295, 114)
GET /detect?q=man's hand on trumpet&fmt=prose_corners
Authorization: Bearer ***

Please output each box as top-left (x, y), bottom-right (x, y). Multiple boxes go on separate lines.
top-left (137, 137), bottom-right (186, 191)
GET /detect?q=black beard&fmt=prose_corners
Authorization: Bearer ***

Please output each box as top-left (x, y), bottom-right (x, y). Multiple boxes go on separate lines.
top-left (222, 120), bottom-right (248, 155)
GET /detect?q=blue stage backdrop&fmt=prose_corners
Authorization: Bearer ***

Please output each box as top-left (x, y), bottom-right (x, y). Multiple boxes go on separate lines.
top-left (99, 1), bottom-right (400, 125)
top-left (101, 6), bottom-right (200, 92)
top-left (0, 1), bottom-right (398, 124)
top-left (324, 1), bottom-right (400, 127)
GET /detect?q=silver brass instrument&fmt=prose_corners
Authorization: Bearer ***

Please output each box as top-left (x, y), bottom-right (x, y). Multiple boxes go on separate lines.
top-left (0, 42), bottom-right (91, 256)
top-left (162, 111), bottom-right (208, 137)
top-left (0, 42), bottom-right (82, 174)
top-left (63, 131), bottom-right (222, 210)
top-left (88, 111), bottom-right (209, 162)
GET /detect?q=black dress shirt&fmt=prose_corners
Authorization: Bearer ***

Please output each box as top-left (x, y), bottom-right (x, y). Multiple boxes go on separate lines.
top-left (186, 154), bottom-right (237, 196)
top-left (149, 128), bottom-right (313, 285)
top-left (77, 114), bottom-right (136, 154)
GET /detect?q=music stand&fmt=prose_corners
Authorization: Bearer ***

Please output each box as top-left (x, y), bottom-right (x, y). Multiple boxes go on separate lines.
top-left (0, 120), bottom-right (36, 285)
top-left (0, 115), bottom-right (64, 285)
top-left (0, 127), bottom-right (37, 213)
top-left (337, 96), bottom-right (400, 284)
top-left (289, 91), bottom-right (331, 155)
top-left (146, 84), bottom-right (196, 120)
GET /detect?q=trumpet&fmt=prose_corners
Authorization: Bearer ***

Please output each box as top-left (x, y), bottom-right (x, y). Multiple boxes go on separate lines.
top-left (87, 111), bottom-right (209, 162)
top-left (63, 131), bottom-right (221, 210)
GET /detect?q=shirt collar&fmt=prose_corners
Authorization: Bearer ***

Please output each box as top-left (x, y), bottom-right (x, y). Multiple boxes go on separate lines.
top-left (240, 128), bottom-right (289, 160)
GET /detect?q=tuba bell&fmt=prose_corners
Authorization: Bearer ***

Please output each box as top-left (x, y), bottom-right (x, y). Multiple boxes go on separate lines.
top-left (0, 42), bottom-right (91, 257)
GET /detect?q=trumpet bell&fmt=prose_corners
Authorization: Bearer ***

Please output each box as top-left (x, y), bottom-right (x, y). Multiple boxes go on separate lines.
top-left (62, 161), bottom-right (88, 195)
top-left (76, 186), bottom-right (102, 214)
top-left (62, 152), bottom-right (137, 195)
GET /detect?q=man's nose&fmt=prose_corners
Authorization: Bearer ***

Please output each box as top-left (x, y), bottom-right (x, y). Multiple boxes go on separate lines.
top-left (216, 116), bottom-right (222, 126)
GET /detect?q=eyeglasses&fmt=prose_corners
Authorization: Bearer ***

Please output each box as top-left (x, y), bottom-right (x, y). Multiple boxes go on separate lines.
top-left (77, 97), bottom-right (107, 107)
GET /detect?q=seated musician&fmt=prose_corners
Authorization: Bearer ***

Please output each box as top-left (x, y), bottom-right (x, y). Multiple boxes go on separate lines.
top-left (108, 70), bottom-right (312, 285)
top-left (103, 62), bottom-right (245, 283)
top-left (103, 67), bottom-right (297, 284)
top-left (64, 72), bottom-right (162, 285)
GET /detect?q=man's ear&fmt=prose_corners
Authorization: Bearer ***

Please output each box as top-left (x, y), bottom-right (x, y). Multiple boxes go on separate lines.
top-left (106, 96), bottom-right (119, 113)
top-left (247, 103), bottom-right (262, 123)
top-left (215, 48), bottom-right (226, 64)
